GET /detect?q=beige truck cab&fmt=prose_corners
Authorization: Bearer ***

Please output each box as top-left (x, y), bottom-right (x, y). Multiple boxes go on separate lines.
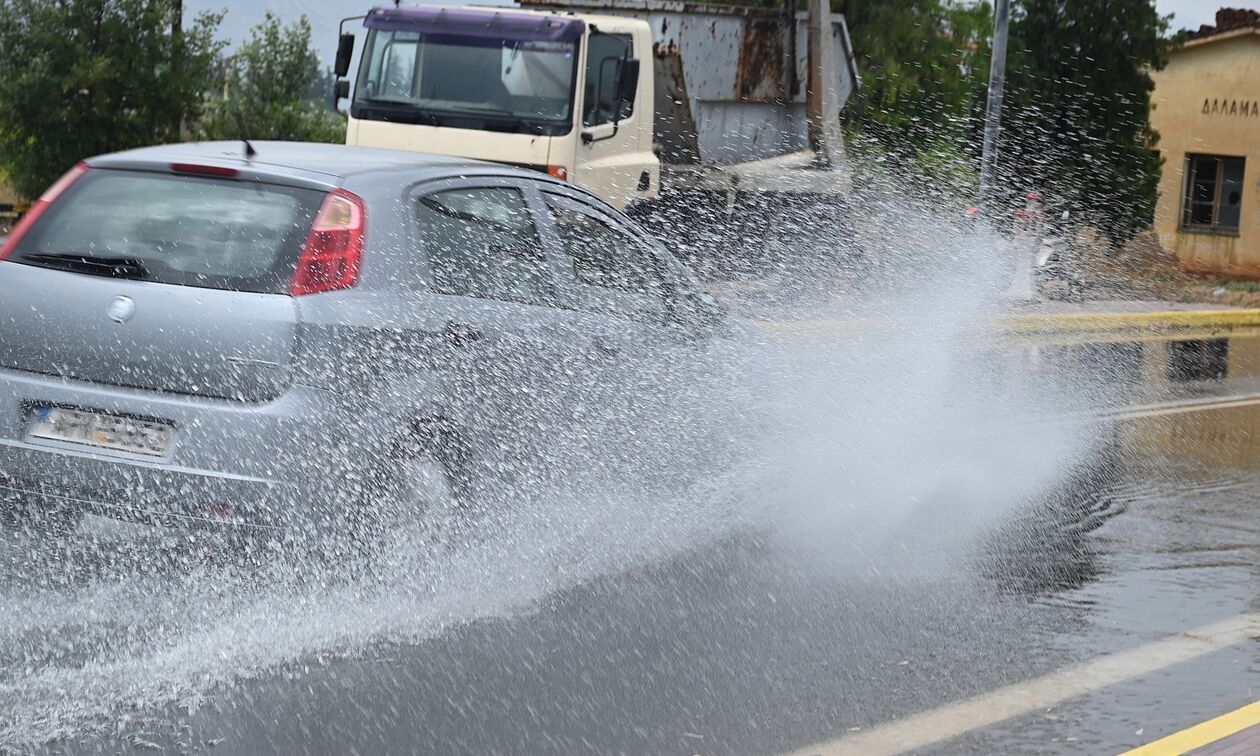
top-left (336, 1), bottom-right (861, 286)
top-left (341, 4), bottom-right (658, 209)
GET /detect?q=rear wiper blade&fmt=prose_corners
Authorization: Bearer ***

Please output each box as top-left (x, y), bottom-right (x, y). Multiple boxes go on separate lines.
top-left (23, 253), bottom-right (151, 280)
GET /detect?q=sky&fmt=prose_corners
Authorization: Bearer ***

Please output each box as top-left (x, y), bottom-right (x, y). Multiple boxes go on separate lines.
top-left (186, 0), bottom-right (363, 63)
top-left (1156, 0), bottom-right (1260, 31)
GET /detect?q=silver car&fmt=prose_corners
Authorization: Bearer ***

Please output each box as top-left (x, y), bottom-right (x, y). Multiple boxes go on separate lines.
top-left (0, 141), bottom-right (753, 538)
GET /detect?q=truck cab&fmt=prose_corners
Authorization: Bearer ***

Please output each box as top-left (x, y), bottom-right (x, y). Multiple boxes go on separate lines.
top-left (343, 5), bottom-right (658, 209)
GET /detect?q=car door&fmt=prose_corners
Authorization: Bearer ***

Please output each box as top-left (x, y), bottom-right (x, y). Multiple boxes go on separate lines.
top-left (532, 189), bottom-right (706, 488)
top-left (408, 178), bottom-right (581, 497)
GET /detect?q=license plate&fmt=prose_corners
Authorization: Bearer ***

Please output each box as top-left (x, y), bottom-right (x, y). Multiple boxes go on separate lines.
top-left (28, 404), bottom-right (174, 457)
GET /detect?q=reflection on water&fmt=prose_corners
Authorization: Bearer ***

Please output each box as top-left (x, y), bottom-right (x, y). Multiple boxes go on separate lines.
top-left (974, 455), bottom-right (1116, 599)
top-left (983, 333), bottom-right (1260, 469)
top-left (1125, 335), bottom-right (1260, 468)
top-left (977, 333), bottom-right (1260, 608)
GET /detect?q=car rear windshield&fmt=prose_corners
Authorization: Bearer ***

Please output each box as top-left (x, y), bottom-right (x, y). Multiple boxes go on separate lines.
top-left (11, 169), bottom-right (326, 293)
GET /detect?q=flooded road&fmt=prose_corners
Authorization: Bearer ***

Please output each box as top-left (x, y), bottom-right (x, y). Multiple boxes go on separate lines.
top-left (8, 331), bottom-right (1260, 755)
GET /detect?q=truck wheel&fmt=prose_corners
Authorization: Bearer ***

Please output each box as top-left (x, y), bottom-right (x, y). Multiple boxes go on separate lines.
top-left (770, 196), bottom-right (867, 302)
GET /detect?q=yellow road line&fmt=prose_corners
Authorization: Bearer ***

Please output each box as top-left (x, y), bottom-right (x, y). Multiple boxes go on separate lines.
top-left (1120, 700), bottom-right (1260, 755)
top-left (782, 612), bottom-right (1260, 756)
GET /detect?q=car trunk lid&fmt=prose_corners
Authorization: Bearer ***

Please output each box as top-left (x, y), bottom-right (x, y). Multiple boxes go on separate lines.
top-left (0, 262), bottom-right (300, 401)
top-left (0, 166), bottom-right (337, 402)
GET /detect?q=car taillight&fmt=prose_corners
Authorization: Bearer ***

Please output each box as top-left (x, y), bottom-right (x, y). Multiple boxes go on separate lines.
top-left (170, 162), bottom-right (239, 178)
top-left (290, 188), bottom-right (366, 297)
top-left (0, 161), bottom-right (89, 261)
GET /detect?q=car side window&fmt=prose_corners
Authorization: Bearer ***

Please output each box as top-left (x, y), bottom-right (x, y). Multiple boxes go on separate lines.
top-left (543, 195), bottom-right (668, 322)
top-left (416, 187), bottom-right (555, 307)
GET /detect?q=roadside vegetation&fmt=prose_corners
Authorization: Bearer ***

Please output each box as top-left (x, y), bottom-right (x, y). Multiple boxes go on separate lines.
top-left (837, 0), bottom-right (1176, 243)
top-left (197, 14), bottom-right (345, 144)
top-left (0, 0), bottom-right (342, 200)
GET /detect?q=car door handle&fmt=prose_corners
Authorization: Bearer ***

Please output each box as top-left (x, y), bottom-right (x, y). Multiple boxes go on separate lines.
top-left (443, 321), bottom-right (483, 346)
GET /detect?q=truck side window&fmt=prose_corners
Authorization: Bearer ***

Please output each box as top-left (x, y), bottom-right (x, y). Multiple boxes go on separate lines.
top-left (363, 31), bottom-right (420, 99)
top-left (544, 196), bottom-right (667, 323)
top-left (416, 188), bottom-right (555, 307)
top-left (584, 34), bottom-right (634, 127)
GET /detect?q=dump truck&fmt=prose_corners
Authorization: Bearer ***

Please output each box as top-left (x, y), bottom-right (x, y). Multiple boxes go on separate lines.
top-left (333, 0), bottom-right (861, 285)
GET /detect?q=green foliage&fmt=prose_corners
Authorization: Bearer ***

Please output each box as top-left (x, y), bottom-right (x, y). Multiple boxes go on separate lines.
top-left (0, 0), bottom-right (223, 198)
top-left (838, 0), bottom-right (993, 165)
top-left (840, 0), bottom-right (1173, 238)
top-left (1002, 0), bottom-right (1172, 241)
top-left (846, 132), bottom-right (980, 204)
top-left (198, 13), bottom-right (345, 144)
top-left (1218, 278), bottom-right (1260, 293)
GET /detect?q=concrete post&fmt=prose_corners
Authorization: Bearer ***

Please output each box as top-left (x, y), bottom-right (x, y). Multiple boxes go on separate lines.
top-left (806, 0), bottom-right (844, 168)
top-left (979, 0), bottom-right (1011, 207)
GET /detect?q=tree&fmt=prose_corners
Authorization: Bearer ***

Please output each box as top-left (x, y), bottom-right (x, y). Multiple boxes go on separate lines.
top-left (0, 0), bottom-right (223, 198)
top-left (838, 0), bottom-right (994, 195)
top-left (197, 14), bottom-right (345, 144)
top-left (1001, 0), bottom-right (1172, 240)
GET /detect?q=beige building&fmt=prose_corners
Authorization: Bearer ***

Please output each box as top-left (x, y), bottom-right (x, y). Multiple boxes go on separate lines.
top-left (1151, 9), bottom-right (1260, 277)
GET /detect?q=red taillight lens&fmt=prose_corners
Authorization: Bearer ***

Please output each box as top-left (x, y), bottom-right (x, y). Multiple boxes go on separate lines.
top-left (170, 162), bottom-right (239, 178)
top-left (290, 188), bottom-right (366, 296)
top-left (0, 161), bottom-right (89, 261)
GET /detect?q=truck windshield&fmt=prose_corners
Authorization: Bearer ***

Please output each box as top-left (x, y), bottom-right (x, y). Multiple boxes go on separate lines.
top-left (353, 29), bottom-right (577, 135)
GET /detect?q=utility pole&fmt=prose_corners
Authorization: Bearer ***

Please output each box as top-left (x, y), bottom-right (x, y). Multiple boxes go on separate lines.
top-left (978, 0), bottom-right (1011, 208)
top-left (172, 0), bottom-right (183, 139)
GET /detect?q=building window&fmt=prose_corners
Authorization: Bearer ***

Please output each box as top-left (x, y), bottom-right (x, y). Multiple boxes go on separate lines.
top-left (1182, 154), bottom-right (1245, 233)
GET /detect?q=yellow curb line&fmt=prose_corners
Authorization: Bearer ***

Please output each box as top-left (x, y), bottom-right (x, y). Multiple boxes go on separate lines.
top-left (1119, 699), bottom-right (1260, 755)
top-left (999, 309), bottom-right (1260, 334)
top-left (757, 309), bottom-right (1260, 346)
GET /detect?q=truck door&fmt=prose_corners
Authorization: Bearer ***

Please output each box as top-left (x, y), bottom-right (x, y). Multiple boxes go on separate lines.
top-left (571, 26), bottom-right (658, 210)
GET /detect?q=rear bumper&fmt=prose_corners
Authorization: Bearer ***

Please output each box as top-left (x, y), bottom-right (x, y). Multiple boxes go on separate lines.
top-left (0, 445), bottom-right (298, 530)
top-left (0, 368), bottom-right (356, 528)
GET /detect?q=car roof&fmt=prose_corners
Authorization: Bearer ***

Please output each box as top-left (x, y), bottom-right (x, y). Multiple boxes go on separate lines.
top-left (82, 140), bottom-right (623, 214)
top-left (87, 140), bottom-right (516, 186)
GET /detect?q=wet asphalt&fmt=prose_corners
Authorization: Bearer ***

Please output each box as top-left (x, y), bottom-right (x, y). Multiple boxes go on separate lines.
top-left (17, 338), bottom-right (1260, 756)
top-left (38, 444), bottom-right (1260, 754)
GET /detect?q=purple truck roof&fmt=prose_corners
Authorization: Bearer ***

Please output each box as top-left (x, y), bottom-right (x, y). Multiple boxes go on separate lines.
top-left (364, 5), bottom-right (585, 43)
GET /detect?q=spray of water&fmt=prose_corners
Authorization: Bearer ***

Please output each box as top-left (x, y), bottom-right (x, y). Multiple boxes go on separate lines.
top-left (0, 170), bottom-right (1110, 749)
